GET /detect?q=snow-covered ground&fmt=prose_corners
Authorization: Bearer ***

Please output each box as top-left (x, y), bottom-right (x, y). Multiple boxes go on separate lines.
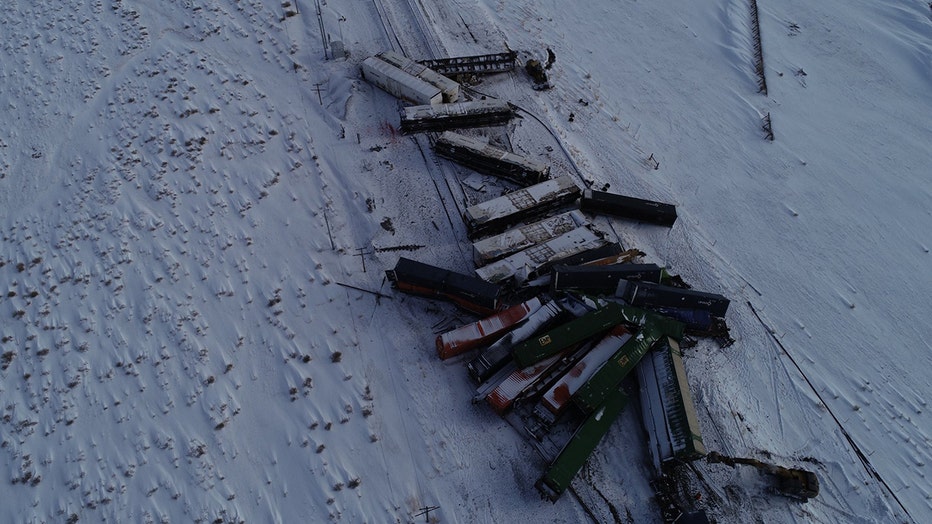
top-left (1, 0), bottom-right (929, 522)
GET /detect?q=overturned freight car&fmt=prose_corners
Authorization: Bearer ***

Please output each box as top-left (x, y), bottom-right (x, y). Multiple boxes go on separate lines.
top-left (361, 56), bottom-right (443, 106)
top-left (377, 50), bottom-right (460, 102)
top-left (464, 175), bottom-right (581, 238)
top-left (467, 299), bottom-right (568, 383)
top-left (472, 211), bottom-right (588, 267)
top-left (536, 389), bottom-right (629, 502)
top-left (617, 280), bottom-right (730, 317)
top-left (551, 263), bottom-right (663, 294)
top-left (638, 337), bottom-right (707, 470)
top-left (433, 131), bottom-right (550, 186)
top-left (580, 188), bottom-right (678, 227)
top-left (386, 257), bottom-right (502, 315)
top-left (436, 297), bottom-right (544, 360)
top-left (476, 226), bottom-right (606, 284)
top-left (400, 99), bottom-right (516, 134)
top-left (532, 325), bottom-right (633, 427)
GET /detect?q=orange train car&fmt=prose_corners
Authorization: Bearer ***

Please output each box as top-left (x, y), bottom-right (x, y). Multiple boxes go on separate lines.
top-left (436, 297), bottom-right (544, 360)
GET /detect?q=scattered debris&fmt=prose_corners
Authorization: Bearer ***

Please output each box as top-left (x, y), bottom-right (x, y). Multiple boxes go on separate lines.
top-left (336, 282), bottom-right (393, 301)
top-left (461, 172), bottom-right (487, 191)
top-left (372, 244), bottom-right (424, 253)
top-left (379, 217), bottom-right (395, 234)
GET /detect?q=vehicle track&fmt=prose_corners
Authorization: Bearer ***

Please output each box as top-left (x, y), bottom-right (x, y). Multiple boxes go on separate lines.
top-left (747, 301), bottom-right (916, 523)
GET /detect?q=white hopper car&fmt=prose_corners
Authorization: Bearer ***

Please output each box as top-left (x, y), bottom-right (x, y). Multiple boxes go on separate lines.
top-left (378, 50), bottom-right (460, 103)
top-left (361, 56), bottom-right (442, 106)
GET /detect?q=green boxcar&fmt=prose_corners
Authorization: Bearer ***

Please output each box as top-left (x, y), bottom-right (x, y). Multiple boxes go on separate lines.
top-left (536, 389), bottom-right (629, 502)
top-left (511, 302), bottom-right (625, 368)
top-left (589, 300), bottom-right (685, 340)
top-left (572, 315), bottom-right (683, 414)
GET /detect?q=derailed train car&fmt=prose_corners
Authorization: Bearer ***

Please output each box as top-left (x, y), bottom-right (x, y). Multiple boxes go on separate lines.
top-left (472, 211), bottom-right (588, 267)
top-left (532, 325), bottom-right (633, 427)
top-left (580, 188), bottom-right (678, 227)
top-left (571, 314), bottom-right (683, 414)
top-left (510, 302), bottom-right (627, 369)
top-left (419, 51), bottom-right (517, 76)
top-left (377, 51), bottom-right (460, 103)
top-left (551, 262), bottom-right (663, 293)
top-left (535, 313), bottom-right (689, 502)
top-left (475, 226), bottom-right (607, 284)
top-left (361, 56), bottom-right (443, 106)
top-left (385, 257), bottom-right (502, 315)
top-left (637, 337), bottom-right (707, 470)
top-left (435, 297), bottom-right (543, 360)
top-left (433, 131), bottom-right (550, 186)
top-left (617, 279), bottom-right (730, 317)
top-left (467, 299), bottom-right (568, 383)
top-left (485, 345), bottom-right (586, 416)
top-left (400, 99), bottom-right (516, 134)
top-left (536, 389), bottom-right (629, 502)
top-left (464, 175), bottom-right (581, 239)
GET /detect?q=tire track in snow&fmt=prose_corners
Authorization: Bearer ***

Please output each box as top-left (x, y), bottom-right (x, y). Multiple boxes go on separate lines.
top-left (747, 301), bottom-right (916, 523)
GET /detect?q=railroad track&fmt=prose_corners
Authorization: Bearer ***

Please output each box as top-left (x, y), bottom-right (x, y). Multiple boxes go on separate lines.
top-left (370, 0), bottom-right (621, 258)
top-left (370, 0), bottom-right (404, 54)
top-left (370, 0), bottom-right (481, 268)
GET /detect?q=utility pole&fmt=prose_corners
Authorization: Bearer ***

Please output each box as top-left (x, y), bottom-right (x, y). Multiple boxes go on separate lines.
top-left (355, 247), bottom-right (371, 273)
top-left (312, 83), bottom-right (325, 105)
top-left (414, 506), bottom-right (440, 523)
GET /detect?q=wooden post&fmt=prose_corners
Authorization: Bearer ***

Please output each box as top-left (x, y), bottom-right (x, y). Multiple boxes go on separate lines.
top-left (323, 211), bottom-right (335, 250)
top-left (648, 153), bottom-right (660, 170)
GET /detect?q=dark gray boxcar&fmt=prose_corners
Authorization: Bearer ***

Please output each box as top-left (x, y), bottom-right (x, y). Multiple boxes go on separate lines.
top-left (617, 280), bottom-right (729, 317)
top-left (551, 263), bottom-right (663, 294)
top-left (580, 189), bottom-right (677, 227)
top-left (387, 257), bottom-right (502, 314)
